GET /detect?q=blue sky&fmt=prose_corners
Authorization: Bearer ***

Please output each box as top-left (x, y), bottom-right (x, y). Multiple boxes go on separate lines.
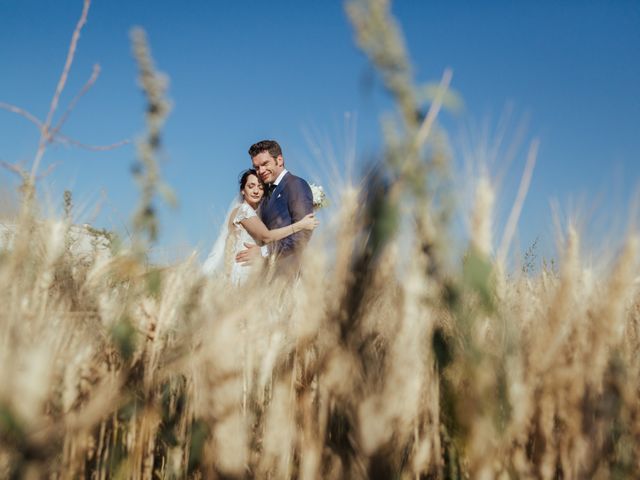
top-left (1, 1), bottom-right (639, 264)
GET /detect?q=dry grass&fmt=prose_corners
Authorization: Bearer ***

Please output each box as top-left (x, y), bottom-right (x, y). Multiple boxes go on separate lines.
top-left (2, 0), bottom-right (640, 479)
top-left (2, 178), bottom-right (639, 480)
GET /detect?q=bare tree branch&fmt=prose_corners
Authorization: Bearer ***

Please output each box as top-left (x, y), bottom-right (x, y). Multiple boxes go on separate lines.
top-left (50, 63), bottom-right (101, 138)
top-left (36, 162), bottom-right (59, 180)
top-left (0, 102), bottom-right (44, 129)
top-left (30, 0), bottom-right (92, 181)
top-left (1, 100), bottom-right (130, 153)
top-left (0, 160), bottom-right (27, 178)
top-left (54, 135), bottom-right (131, 152)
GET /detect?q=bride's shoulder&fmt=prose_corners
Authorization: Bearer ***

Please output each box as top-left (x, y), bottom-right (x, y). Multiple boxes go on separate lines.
top-left (233, 202), bottom-right (256, 224)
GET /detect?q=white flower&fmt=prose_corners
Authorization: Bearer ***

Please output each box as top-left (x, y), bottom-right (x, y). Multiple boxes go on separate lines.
top-left (309, 183), bottom-right (328, 209)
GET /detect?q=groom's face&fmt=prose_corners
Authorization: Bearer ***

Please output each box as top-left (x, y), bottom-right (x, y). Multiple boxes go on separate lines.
top-left (252, 151), bottom-right (284, 184)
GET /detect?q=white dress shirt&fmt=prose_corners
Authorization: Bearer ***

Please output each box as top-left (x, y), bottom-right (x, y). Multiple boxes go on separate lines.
top-left (261, 169), bottom-right (288, 257)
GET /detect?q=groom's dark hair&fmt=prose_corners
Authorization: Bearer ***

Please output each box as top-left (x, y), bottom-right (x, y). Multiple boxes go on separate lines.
top-left (248, 140), bottom-right (282, 160)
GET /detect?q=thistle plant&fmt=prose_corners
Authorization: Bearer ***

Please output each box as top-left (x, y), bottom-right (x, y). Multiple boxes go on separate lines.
top-left (130, 27), bottom-right (176, 257)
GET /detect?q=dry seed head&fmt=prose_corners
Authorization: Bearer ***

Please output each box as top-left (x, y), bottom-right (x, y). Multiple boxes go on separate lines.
top-left (322, 348), bottom-right (360, 400)
top-left (213, 412), bottom-right (248, 475)
top-left (259, 382), bottom-right (295, 477)
top-left (470, 174), bottom-right (495, 257)
top-left (10, 346), bottom-right (55, 424)
top-left (291, 248), bottom-right (327, 341)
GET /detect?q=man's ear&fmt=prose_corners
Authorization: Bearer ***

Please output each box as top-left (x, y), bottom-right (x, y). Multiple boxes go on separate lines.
top-left (276, 155), bottom-right (284, 167)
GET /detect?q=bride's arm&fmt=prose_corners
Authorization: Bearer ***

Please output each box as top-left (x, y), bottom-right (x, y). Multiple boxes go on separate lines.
top-left (240, 213), bottom-right (318, 244)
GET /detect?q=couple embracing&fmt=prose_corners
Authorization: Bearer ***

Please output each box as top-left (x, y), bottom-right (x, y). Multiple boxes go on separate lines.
top-left (203, 140), bottom-right (319, 285)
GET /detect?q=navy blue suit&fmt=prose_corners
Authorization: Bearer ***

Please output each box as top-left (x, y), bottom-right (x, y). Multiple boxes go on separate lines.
top-left (260, 171), bottom-right (313, 259)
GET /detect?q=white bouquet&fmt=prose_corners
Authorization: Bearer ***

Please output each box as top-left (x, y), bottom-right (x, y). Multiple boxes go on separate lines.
top-left (309, 183), bottom-right (328, 210)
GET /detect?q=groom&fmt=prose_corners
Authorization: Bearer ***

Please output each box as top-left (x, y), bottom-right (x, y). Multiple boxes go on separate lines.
top-left (235, 140), bottom-right (314, 269)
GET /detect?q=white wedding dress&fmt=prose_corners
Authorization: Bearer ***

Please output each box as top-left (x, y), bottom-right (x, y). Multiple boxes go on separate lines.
top-left (203, 201), bottom-right (259, 286)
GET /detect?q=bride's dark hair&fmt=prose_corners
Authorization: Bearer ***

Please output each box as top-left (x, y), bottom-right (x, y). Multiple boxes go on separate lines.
top-left (238, 169), bottom-right (262, 191)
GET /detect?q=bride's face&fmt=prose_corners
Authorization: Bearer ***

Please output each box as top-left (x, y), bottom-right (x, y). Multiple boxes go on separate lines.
top-left (242, 174), bottom-right (264, 207)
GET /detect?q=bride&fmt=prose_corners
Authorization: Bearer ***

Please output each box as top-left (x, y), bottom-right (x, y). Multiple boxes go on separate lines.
top-left (203, 169), bottom-right (318, 285)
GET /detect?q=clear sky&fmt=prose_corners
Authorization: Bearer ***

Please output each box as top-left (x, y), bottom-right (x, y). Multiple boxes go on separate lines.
top-left (1, 1), bottom-right (639, 264)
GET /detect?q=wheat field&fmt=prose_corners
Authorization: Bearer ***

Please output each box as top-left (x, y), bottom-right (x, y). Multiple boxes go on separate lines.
top-left (2, 0), bottom-right (640, 479)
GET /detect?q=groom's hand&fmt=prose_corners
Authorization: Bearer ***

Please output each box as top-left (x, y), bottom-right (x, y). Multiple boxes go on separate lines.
top-left (235, 242), bottom-right (261, 265)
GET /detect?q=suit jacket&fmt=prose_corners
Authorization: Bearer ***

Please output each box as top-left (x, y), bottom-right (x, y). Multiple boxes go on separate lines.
top-left (260, 171), bottom-right (313, 259)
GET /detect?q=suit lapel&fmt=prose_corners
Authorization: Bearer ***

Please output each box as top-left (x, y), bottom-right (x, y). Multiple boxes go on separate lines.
top-left (270, 172), bottom-right (289, 202)
top-left (262, 172), bottom-right (290, 226)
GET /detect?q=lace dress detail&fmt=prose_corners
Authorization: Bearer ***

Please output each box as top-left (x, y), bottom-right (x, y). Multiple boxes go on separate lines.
top-left (224, 202), bottom-right (258, 285)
